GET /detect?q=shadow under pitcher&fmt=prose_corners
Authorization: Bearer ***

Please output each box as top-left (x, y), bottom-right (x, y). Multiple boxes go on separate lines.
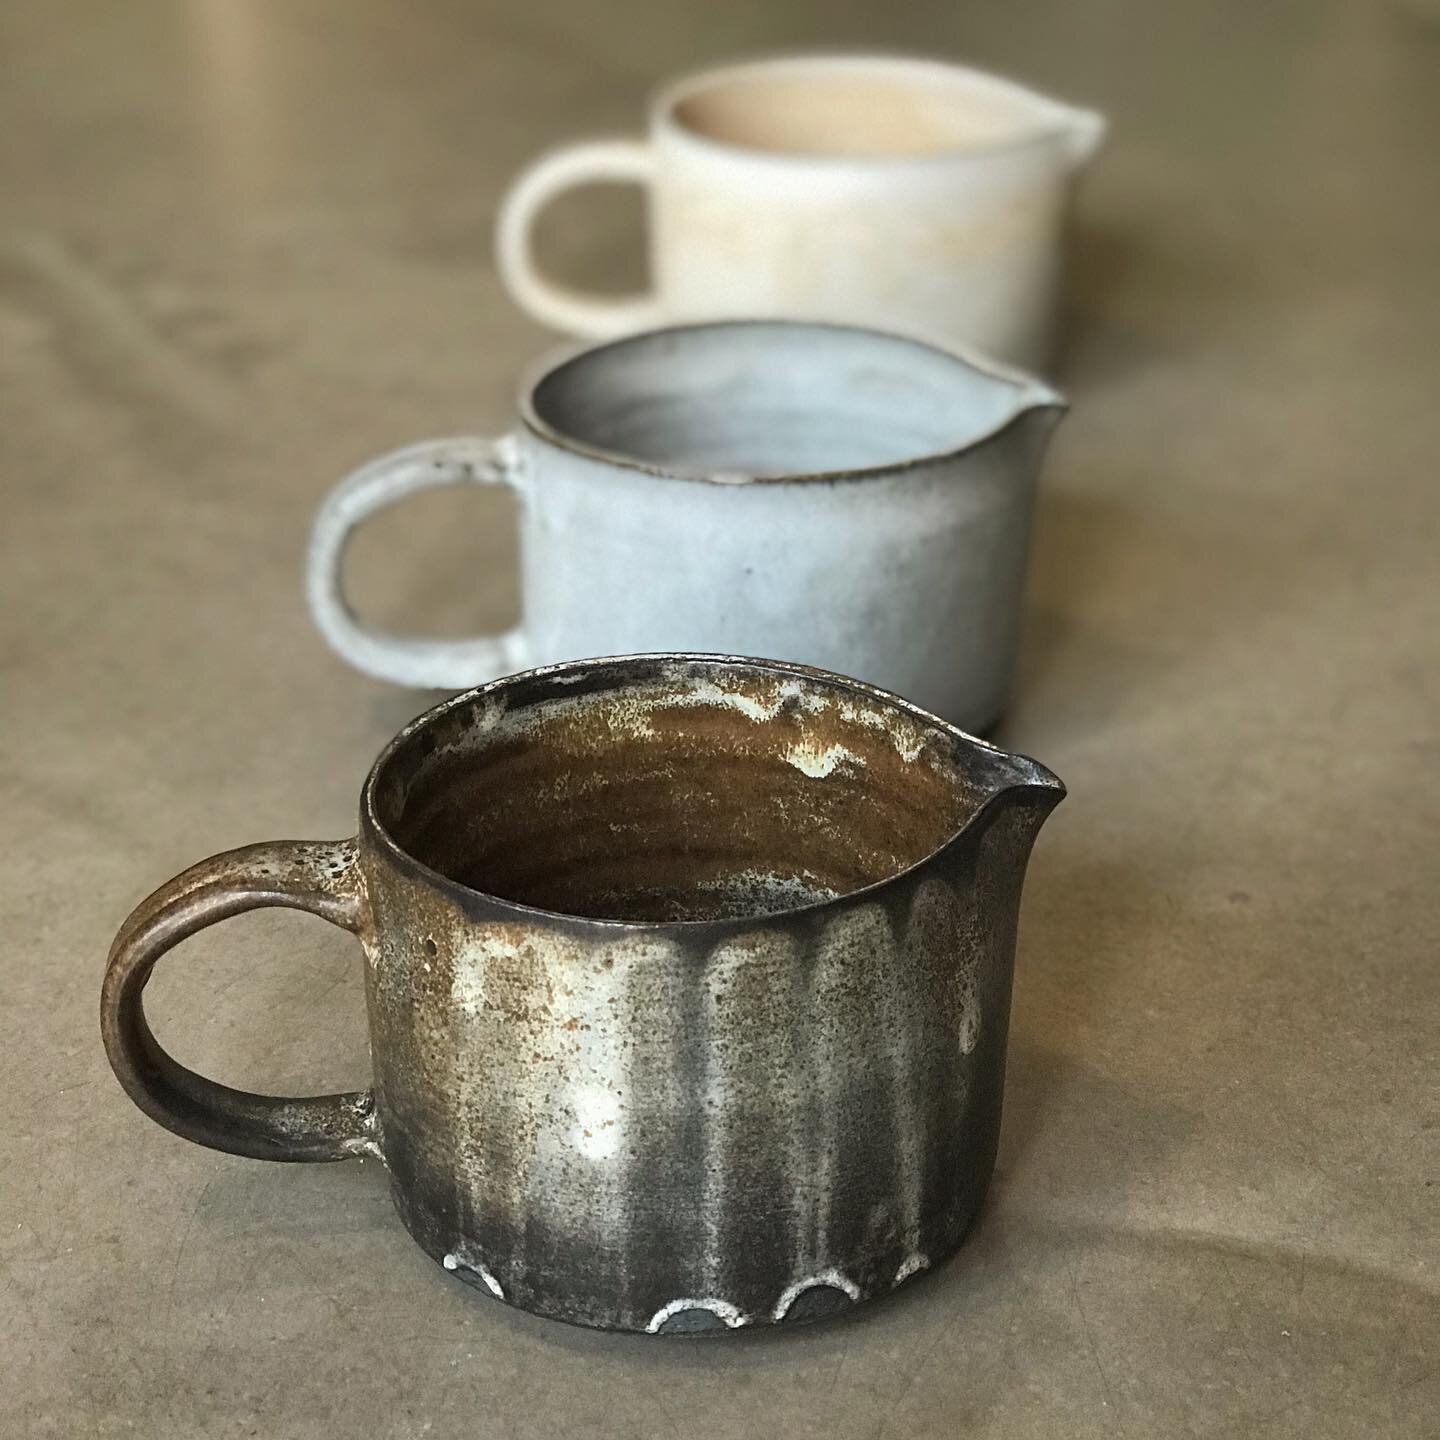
top-left (101, 655), bottom-right (1064, 1335)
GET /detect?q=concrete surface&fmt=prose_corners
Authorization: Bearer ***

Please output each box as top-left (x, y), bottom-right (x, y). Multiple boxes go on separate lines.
top-left (2, 1), bottom-right (1436, 1436)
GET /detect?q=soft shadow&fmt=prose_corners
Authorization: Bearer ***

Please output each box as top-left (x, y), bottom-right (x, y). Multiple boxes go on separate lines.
top-left (1055, 210), bottom-right (1266, 390)
top-left (1005, 487), bottom-right (1175, 743)
top-left (456, 1206), bottom-right (1438, 1440)
top-left (1054, 218), bottom-right (1185, 388)
top-left (1006, 478), bottom-right (1310, 747)
top-left (1000, 825), bottom-right (1191, 1178)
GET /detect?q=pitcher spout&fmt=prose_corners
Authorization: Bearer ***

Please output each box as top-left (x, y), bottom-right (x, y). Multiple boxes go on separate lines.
top-left (1016, 382), bottom-right (1068, 426)
top-left (956, 745), bottom-right (1066, 855)
top-left (970, 69), bottom-right (1106, 171)
top-left (1058, 106), bottom-right (1107, 169)
top-left (992, 753), bottom-right (1066, 833)
top-left (980, 376), bottom-right (1067, 469)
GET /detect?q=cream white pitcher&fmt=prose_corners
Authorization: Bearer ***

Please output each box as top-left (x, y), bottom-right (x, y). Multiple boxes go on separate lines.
top-left (305, 321), bottom-right (1064, 731)
top-left (497, 54), bottom-right (1105, 371)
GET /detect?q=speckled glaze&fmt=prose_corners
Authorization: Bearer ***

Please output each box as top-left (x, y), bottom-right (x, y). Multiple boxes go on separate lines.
top-left (101, 655), bottom-right (1064, 1334)
top-left (496, 54), bottom-right (1105, 370)
top-left (305, 321), bottom-right (1065, 731)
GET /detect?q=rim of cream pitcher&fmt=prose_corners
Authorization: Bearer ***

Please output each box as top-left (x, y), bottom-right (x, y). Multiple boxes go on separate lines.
top-left (650, 52), bottom-right (1103, 168)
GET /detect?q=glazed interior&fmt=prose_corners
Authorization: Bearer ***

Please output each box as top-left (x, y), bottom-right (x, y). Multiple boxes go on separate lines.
top-left (668, 60), bottom-right (1060, 158)
top-left (527, 322), bottom-right (1036, 479)
top-left (369, 660), bottom-right (1000, 923)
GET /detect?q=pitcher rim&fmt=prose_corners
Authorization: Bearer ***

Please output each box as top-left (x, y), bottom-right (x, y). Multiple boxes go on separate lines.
top-left (360, 653), bottom-right (1064, 934)
top-left (652, 52), bottom-right (1105, 170)
top-left (517, 318), bottom-right (1066, 487)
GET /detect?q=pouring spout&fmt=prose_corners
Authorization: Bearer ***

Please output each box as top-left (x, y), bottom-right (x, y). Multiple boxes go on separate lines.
top-left (949, 342), bottom-right (1067, 440)
top-left (1058, 107), bottom-right (1108, 168)
top-left (957, 747), bottom-right (1066, 853)
top-left (994, 754), bottom-right (1066, 827)
top-left (988, 379), bottom-right (1068, 463)
top-left (1018, 381), bottom-right (1068, 421)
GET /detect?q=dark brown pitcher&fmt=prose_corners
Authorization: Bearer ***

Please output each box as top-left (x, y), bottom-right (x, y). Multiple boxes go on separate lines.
top-left (102, 655), bottom-right (1063, 1334)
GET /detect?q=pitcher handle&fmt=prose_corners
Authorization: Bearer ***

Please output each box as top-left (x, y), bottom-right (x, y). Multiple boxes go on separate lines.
top-left (495, 138), bottom-right (664, 338)
top-left (305, 436), bottom-right (530, 689)
top-left (101, 839), bottom-right (379, 1162)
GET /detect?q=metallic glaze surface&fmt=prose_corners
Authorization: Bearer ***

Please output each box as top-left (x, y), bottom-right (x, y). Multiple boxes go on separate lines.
top-left (102, 655), bottom-right (1063, 1334)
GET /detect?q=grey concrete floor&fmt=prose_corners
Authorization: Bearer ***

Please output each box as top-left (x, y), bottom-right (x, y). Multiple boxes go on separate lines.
top-left (2, 1), bottom-right (1437, 1436)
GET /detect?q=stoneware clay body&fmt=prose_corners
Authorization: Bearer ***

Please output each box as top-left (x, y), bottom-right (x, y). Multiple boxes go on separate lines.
top-left (101, 655), bottom-right (1064, 1335)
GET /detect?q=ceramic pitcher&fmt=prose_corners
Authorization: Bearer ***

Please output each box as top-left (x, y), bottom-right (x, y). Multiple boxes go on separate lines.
top-left (497, 54), bottom-right (1105, 369)
top-left (305, 321), bottom-right (1064, 732)
top-left (101, 655), bottom-right (1064, 1334)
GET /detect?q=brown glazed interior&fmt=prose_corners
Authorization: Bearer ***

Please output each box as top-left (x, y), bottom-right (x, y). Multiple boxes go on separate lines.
top-left (369, 659), bottom-right (993, 923)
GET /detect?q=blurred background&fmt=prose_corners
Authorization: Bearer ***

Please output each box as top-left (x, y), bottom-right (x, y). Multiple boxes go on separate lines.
top-left (2, 3), bottom-right (1437, 1437)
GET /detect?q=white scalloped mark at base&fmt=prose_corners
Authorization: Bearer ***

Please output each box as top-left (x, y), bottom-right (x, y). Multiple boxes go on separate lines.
top-left (894, 1253), bottom-right (930, 1285)
top-left (443, 1252), bottom-right (504, 1299)
top-left (771, 1269), bottom-right (863, 1322)
top-left (645, 1298), bottom-right (749, 1333)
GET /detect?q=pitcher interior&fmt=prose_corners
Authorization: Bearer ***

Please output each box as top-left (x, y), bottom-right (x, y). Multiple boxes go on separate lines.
top-left (369, 660), bottom-right (996, 923)
top-left (668, 59), bottom-right (1061, 158)
top-left (526, 322), bottom-right (1034, 479)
